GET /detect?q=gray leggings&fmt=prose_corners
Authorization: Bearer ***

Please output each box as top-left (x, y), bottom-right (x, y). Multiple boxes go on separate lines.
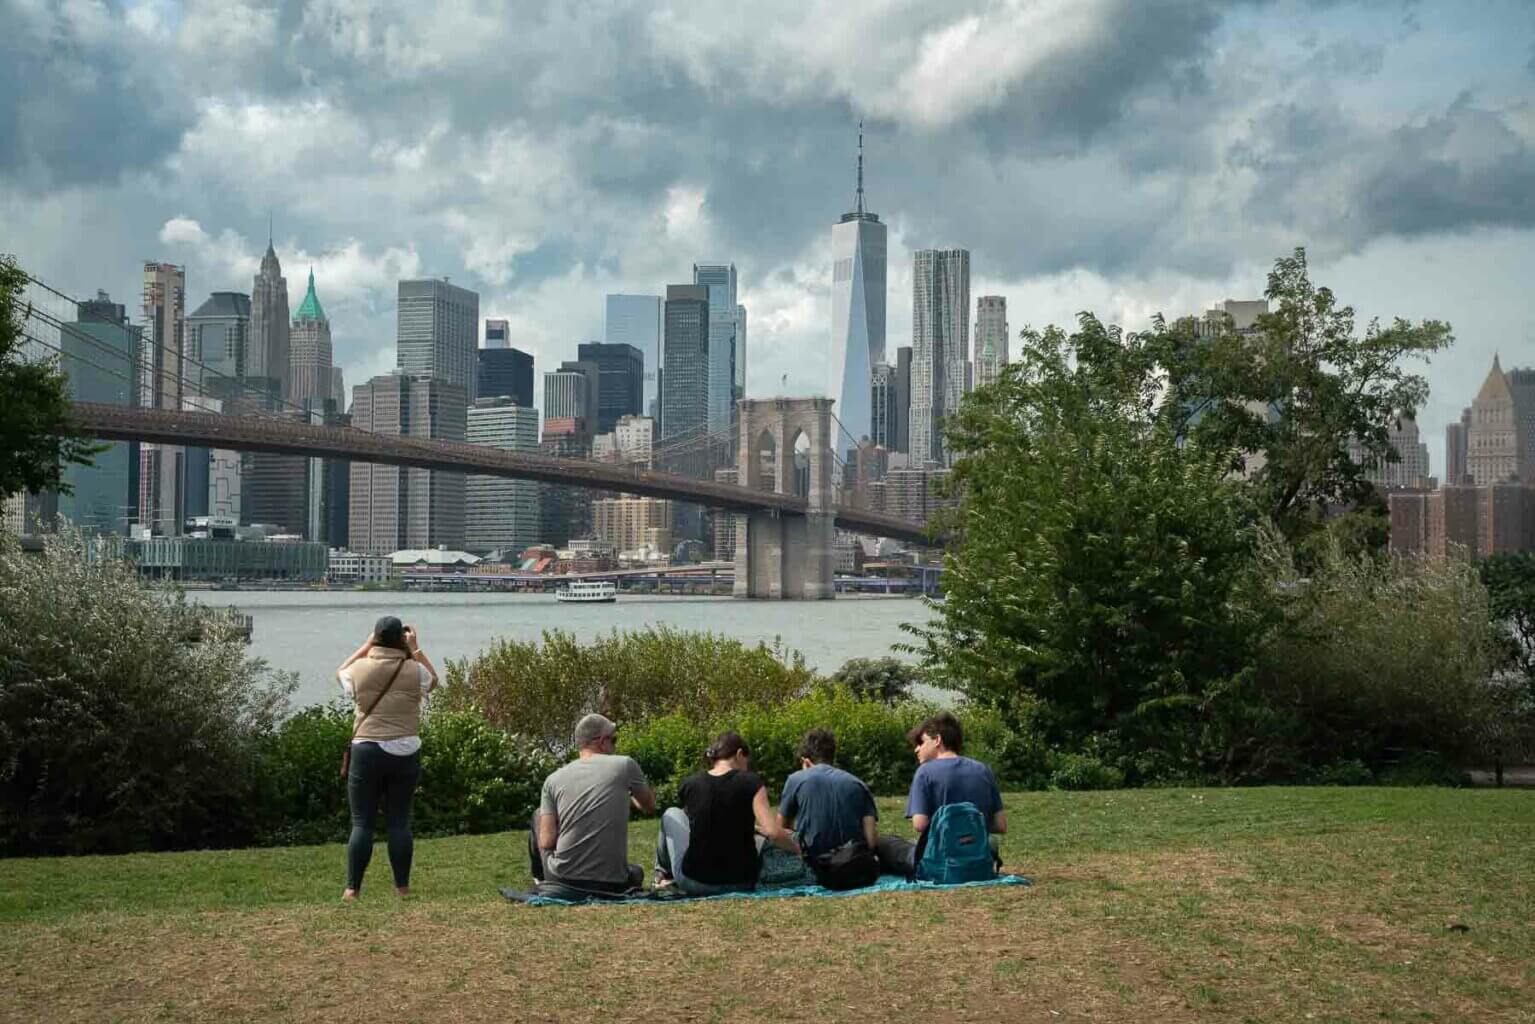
top-left (346, 742), bottom-right (421, 892)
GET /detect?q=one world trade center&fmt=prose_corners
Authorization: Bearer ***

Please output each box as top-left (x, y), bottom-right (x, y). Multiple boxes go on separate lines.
top-left (828, 123), bottom-right (886, 458)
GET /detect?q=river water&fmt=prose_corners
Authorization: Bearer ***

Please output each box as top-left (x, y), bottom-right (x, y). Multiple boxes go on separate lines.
top-left (192, 591), bottom-right (937, 707)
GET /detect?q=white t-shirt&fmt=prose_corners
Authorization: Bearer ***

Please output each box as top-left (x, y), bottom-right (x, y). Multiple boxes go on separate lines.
top-left (338, 661), bottom-right (435, 756)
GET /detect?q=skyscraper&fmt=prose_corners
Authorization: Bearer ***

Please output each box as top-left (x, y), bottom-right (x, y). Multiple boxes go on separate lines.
top-left (543, 369), bottom-right (589, 427)
top-left (243, 409), bottom-right (311, 533)
top-left (288, 269), bottom-right (333, 407)
top-left (1446, 409), bottom-right (1472, 486)
top-left (974, 295), bottom-right (1008, 390)
top-left (1506, 368), bottom-right (1535, 482)
top-left (1468, 355), bottom-right (1519, 486)
top-left (576, 341), bottom-right (643, 435)
top-left (186, 292), bottom-right (251, 394)
top-left (348, 374), bottom-right (467, 554)
top-left (1348, 417), bottom-right (1432, 490)
top-left (477, 346), bottom-right (534, 407)
top-left (397, 278), bottom-right (480, 402)
top-left (248, 237), bottom-right (290, 399)
top-left (735, 303), bottom-right (747, 402)
top-left (662, 284), bottom-right (709, 444)
top-left (58, 293), bottom-right (139, 534)
top-left (693, 263), bottom-right (738, 435)
top-left (138, 261), bottom-right (186, 535)
top-left (465, 397), bottom-right (541, 555)
top-left (871, 362), bottom-right (896, 449)
top-left (605, 294), bottom-right (664, 418)
top-left (484, 318), bottom-right (510, 349)
top-left (910, 248), bottom-right (970, 466)
top-left (828, 123), bottom-right (887, 456)
top-left (893, 345), bottom-right (912, 454)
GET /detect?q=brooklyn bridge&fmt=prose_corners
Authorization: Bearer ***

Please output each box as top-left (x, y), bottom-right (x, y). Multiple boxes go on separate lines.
top-left (68, 402), bottom-right (935, 549)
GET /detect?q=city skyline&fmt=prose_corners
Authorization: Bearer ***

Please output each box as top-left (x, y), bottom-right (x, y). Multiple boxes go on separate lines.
top-left (5, 2), bottom-right (1532, 480)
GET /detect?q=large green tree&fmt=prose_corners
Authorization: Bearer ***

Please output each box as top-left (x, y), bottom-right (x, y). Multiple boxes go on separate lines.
top-left (0, 255), bottom-right (96, 502)
top-left (1480, 553), bottom-right (1535, 692)
top-left (1156, 248), bottom-right (1451, 540)
top-left (914, 313), bottom-right (1264, 780)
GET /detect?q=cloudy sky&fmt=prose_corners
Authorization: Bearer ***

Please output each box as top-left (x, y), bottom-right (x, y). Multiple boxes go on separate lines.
top-left (4, 0), bottom-right (1533, 472)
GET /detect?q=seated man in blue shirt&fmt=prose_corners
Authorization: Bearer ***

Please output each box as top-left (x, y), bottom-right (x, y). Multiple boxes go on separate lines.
top-left (777, 728), bottom-right (881, 889)
top-left (875, 711), bottom-right (1007, 878)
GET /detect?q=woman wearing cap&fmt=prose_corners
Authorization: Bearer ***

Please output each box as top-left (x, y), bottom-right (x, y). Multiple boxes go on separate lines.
top-left (335, 616), bottom-right (439, 901)
top-left (654, 731), bottom-right (800, 895)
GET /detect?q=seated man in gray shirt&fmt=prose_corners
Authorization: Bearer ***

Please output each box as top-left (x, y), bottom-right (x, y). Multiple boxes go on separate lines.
top-left (528, 713), bottom-right (656, 893)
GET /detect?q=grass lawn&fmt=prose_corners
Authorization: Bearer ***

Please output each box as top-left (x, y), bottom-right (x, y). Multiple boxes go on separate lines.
top-left (3, 787), bottom-right (1533, 1023)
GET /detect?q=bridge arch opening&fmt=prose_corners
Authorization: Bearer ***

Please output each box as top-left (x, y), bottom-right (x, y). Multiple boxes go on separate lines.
top-left (752, 429), bottom-right (777, 492)
top-left (790, 429), bottom-right (811, 498)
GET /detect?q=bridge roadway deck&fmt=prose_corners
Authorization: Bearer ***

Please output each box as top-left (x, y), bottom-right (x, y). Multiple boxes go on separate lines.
top-left (71, 403), bottom-right (934, 545)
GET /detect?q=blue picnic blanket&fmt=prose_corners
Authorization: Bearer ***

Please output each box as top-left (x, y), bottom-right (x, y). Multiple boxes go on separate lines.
top-left (500, 873), bottom-right (1029, 906)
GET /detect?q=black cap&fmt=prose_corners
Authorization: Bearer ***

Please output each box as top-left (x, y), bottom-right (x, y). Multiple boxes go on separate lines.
top-left (374, 615), bottom-right (404, 644)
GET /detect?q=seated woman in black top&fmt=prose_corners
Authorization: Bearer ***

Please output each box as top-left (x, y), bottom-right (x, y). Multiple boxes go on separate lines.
top-left (654, 731), bottom-right (800, 894)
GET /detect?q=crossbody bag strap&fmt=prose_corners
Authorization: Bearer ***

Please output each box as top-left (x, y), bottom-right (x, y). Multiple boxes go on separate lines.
top-left (349, 654), bottom-right (412, 742)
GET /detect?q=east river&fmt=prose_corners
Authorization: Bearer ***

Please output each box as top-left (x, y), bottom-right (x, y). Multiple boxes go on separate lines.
top-left (193, 591), bottom-right (938, 708)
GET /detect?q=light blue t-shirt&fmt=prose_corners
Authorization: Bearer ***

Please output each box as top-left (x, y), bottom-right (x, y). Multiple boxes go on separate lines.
top-left (778, 763), bottom-right (877, 858)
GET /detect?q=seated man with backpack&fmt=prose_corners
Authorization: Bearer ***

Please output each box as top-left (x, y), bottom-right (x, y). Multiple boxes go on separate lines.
top-left (777, 729), bottom-right (882, 890)
top-left (876, 712), bottom-right (1007, 883)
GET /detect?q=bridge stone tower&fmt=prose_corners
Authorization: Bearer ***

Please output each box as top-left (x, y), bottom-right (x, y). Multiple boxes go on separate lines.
top-left (733, 397), bottom-right (836, 599)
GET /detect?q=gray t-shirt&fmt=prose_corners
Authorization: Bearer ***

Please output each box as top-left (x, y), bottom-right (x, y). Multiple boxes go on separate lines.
top-left (538, 753), bottom-right (649, 884)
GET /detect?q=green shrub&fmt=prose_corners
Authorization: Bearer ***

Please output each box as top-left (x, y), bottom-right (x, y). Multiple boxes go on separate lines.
top-left (1246, 530), bottom-right (1504, 774)
top-left (619, 688), bottom-right (944, 799)
top-left (0, 531), bottom-right (293, 855)
top-left (1047, 753), bottom-right (1125, 791)
top-left (1310, 759), bottom-right (1374, 786)
top-left (440, 627), bottom-right (817, 750)
top-left (254, 704), bottom-right (559, 844)
top-left (828, 657), bottom-right (921, 705)
top-left (617, 713), bottom-right (710, 810)
top-left (1375, 751), bottom-right (1470, 788)
top-left (415, 711), bottom-right (558, 835)
top-left (253, 702), bottom-right (353, 845)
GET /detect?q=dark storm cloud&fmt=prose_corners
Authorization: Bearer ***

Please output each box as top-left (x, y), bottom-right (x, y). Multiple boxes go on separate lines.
top-left (966, 0), bottom-right (1226, 153)
top-left (4, 0), bottom-right (1534, 307)
top-left (0, 1), bottom-right (190, 188)
top-left (1352, 100), bottom-right (1535, 241)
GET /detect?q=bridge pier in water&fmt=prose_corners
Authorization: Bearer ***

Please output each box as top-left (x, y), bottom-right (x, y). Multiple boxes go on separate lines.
top-left (732, 397), bottom-right (836, 600)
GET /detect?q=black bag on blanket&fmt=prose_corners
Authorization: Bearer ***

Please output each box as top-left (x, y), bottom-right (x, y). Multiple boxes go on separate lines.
top-left (809, 839), bottom-right (880, 891)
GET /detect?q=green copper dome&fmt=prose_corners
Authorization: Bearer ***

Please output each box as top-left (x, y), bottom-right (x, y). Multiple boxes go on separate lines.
top-left (294, 269), bottom-right (326, 322)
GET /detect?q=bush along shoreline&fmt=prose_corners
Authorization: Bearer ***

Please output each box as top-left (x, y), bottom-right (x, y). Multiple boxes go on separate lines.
top-left (0, 528), bottom-right (1513, 859)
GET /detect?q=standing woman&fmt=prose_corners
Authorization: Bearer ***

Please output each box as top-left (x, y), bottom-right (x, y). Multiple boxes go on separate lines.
top-left (336, 615), bottom-right (439, 900)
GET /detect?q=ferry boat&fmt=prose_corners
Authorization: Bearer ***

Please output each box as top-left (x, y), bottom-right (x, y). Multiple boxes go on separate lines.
top-left (555, 580), bottom-right (618, 604)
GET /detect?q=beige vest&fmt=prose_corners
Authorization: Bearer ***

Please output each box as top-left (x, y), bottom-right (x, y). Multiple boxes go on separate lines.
top-left (351, 649), bottom-right (423, 741)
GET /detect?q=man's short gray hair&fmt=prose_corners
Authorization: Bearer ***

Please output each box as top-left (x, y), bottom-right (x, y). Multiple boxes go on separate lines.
top-left (572, 713), bottom-right (618, 747)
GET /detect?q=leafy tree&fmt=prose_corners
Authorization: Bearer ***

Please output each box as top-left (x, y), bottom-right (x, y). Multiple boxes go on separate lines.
top-left (1249, 527), bottom-right (1504, 776)
top-left (1156, 247), bottom-right (1451, 542)
top-left (828, 656), bottom-right (919, 705)
top-left (1480, 553), bottom-right (1535, 692)
top-left (0, 255), bottom-right (98, 501)
top-left (913, 313), bottom-right (1264, 781)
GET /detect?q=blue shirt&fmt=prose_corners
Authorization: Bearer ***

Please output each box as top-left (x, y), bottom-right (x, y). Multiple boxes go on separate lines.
top-left (906, 756), bottom-right (1003, 822)
top-left (778, 764), bottom-right (877, 858)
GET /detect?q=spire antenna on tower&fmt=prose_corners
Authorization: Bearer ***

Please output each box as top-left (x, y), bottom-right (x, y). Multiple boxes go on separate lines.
top-left (268, 211), bottom-right (273, 248)
top-left (855, 119), bottom-right (865, 216)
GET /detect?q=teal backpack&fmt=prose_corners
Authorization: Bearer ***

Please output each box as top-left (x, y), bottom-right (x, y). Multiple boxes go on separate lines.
top-left (916, 801), bottom-right (995, 884)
